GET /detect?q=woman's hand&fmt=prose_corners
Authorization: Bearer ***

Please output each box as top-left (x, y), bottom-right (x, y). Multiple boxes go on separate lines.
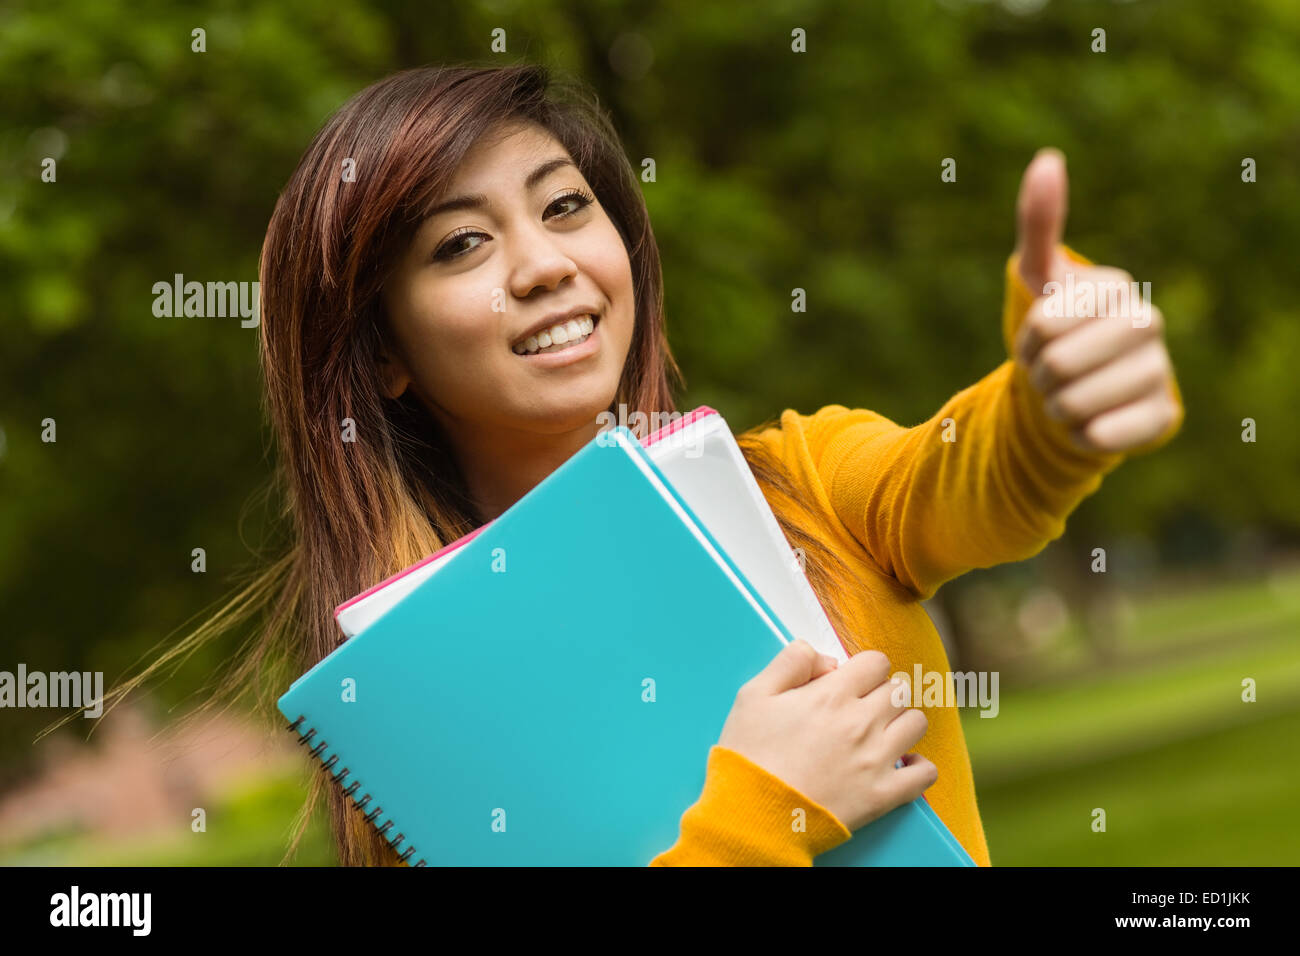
top-left (716, 639), bottom-right (937, 832)
top-left (1011, 148), bottom-right (1181, 454)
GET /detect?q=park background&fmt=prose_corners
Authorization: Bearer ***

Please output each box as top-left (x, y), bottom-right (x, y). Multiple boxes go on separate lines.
top-left (1, 0), bottom-right (1297, 865)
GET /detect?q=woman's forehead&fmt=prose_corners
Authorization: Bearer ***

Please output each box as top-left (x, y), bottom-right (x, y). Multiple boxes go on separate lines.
top-left (459, 120), bottom-right (563, 174)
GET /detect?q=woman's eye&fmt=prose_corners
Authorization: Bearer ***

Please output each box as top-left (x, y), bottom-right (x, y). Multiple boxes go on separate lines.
top-left (433, 228), bottom-right (486, 262)
top-left (431, 228), bottom-right (483, 261)
top-left (432, 189), bottom-right (594, 262)
top-left (547, 189), bottom-right (595, 219)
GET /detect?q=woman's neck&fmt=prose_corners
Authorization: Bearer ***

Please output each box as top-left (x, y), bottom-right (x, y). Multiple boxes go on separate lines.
top-left (447, 416), bottom-right (604, 524)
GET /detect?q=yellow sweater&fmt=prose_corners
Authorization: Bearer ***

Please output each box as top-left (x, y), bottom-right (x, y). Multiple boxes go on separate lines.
top-left (649, 248), bottom-right (1184, 867)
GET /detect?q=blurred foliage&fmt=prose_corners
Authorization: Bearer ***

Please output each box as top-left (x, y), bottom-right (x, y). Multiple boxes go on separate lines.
top-left (0, 770), bottom-right (335, 865)
top-left (2, 0), bottom-right (1299, 863)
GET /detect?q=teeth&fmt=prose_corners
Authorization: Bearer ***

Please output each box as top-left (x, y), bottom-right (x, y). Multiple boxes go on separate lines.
top-left (513, 314), bottom-right (597, 355)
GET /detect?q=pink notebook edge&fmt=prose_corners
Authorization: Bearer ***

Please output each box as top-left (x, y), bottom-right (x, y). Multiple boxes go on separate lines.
top-left (332, 406), bottom-right (720, 619)
top-left (333, 522), bottom-right (493, 616)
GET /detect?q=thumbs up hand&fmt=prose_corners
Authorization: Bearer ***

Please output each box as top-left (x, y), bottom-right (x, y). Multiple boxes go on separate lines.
top-left (1011, 149), bottom-right (1180, 454)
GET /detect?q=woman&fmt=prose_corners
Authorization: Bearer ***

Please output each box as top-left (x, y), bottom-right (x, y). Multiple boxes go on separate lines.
top-left (109, 62), bottom-right (1183, 866)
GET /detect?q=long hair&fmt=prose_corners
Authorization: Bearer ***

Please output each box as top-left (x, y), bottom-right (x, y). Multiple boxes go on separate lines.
top-left (76, 62), bottom-right (859, 866)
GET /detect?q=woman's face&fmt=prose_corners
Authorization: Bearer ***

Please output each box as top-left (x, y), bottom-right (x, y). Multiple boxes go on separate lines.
top-left (379, 119), bottom-right (635, 444)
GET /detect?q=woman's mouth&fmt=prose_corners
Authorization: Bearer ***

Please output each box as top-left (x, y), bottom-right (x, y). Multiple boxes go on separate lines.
top-left (511, 314), bottom-right (599, 357)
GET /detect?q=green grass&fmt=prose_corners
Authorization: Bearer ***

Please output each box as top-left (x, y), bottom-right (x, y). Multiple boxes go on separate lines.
top-left (962, 626), bottom-right (1300, 785)
top-left (1124, 565), bottom-right (1300, 648)
top-left (976, 705), bottom-right (1300, 865)
top-left (961, 564), bottom-right (1300, 865)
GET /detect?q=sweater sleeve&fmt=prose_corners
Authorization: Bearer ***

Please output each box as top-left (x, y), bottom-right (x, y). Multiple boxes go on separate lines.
top-left (648, 745), bottom-right (852, 866)
top-left (805, 245), bottom-right (1184, 600)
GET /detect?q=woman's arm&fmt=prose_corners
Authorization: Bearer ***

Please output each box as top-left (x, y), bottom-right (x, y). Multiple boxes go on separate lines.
top-left (796, 245), bottom-right (1182, 601)
top-left (648, 745), bottom-right (852, 866)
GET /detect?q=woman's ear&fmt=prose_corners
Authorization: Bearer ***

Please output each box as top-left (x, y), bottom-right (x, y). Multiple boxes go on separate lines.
top-left (376, 343), bottom-right (412, 400)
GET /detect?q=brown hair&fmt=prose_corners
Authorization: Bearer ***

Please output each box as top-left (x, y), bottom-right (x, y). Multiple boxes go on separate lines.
top-left (75, 62), bottom-right (858, 866)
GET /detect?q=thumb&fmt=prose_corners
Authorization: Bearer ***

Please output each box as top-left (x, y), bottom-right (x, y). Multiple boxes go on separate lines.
top-left (1015, 147), bottom-right (1069, 295)
top-left (751, 639), bottom-right (824, 695)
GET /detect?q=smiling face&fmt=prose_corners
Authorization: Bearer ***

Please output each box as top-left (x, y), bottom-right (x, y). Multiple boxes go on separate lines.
top-left (378, 119), bottom-right (636, 450)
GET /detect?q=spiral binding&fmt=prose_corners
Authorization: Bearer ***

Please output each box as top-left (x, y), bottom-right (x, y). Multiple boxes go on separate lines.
top-left (288, 715), bottom-right (426, 867)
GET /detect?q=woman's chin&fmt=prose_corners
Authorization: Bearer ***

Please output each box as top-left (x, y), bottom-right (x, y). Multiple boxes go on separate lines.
top-left (499, 392), bottom-right (606, 436)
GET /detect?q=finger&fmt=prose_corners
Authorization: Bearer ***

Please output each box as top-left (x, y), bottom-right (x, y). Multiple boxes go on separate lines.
top-left (1026, 304), bottom-right (1164, 393)
top-left (1015, 147), bottom-right (1069, 294)
top-left (809, 653), bottom-right (839, 680)
top-left (859, 674), bottom-right (912, 734)
top-left (882, 706), bottom-right (930, 755)
top-left (829, 649), bottom-right (894, 699)
top-left (883, 753), bottom-right (939, 805)
top-left (1041, 342), bottom-right (1172, 426)
top-left (748, 639), bottom-right (823, 695)
top-left (1014, 266), bottom-right (1136, 365)
top-left (1072, 387), bottom-right (1182, 454)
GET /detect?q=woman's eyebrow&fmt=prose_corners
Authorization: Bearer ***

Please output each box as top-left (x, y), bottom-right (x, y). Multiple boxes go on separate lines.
top-left (424, 157), bottom-right (576, 219)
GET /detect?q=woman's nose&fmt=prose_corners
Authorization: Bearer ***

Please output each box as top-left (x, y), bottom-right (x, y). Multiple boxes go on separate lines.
top-left (508, 225), bottom-right (579, 298)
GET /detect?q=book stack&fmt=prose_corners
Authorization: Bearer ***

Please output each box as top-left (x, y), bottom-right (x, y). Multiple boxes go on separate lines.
top-left (278, 407), bottom-right (975, 867)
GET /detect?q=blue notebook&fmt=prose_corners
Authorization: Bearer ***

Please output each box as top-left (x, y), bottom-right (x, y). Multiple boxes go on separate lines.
top-left (278, 426), bottom-right (974, 866)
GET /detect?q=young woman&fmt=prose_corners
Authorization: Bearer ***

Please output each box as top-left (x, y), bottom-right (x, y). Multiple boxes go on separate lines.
top-left (110, 62), bottom-right (1182, 866)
